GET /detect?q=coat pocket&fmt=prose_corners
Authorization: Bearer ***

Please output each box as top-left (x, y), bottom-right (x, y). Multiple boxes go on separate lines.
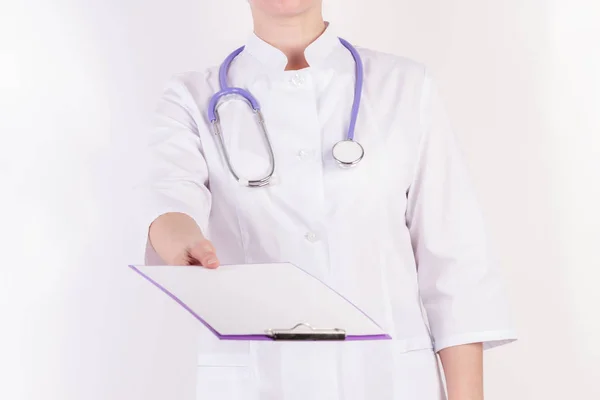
top-left (196, 365), bottom-right (257, 400)
top-left (196, 329), bottom-right (252, 367)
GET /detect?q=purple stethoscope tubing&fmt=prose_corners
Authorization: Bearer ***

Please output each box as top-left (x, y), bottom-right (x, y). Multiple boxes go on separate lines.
top-left (208, 37), bottom-right (363, 135)
top-left (338, 37), bottom-right (363, 142)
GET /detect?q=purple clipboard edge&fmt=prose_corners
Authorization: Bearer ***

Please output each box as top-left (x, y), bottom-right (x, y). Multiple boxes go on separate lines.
top-left (128, 264), bottom-right (392, 341)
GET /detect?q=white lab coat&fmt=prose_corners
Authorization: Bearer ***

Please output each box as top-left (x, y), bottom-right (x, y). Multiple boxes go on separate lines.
top-left (142, 24), bottom-right (516, 400)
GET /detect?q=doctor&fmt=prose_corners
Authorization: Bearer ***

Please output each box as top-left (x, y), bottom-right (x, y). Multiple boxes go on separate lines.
top-left (143, 0), bottom-right (516, 399)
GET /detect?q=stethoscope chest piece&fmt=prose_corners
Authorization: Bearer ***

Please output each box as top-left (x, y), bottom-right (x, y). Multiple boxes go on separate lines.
top-left (332, 140), bottom-right (364, 168)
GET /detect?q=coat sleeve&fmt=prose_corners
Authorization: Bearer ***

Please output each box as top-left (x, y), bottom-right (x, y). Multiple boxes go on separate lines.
top-left (406, 70), bottom-right (517, 352)
top-left (139, 75), bottom-right (212, 263)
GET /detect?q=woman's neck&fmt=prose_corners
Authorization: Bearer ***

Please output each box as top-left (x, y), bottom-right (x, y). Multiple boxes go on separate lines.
top-left (252, 8), bottom-right (326, 70)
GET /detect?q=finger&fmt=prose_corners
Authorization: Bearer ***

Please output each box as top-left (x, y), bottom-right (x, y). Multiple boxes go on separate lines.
top-left (188, 241), bottom-right (220, 269)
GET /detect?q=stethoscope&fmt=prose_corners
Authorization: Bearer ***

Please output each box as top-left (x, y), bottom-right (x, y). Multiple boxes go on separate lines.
top-left (207, 37), bottom-right (364, 187)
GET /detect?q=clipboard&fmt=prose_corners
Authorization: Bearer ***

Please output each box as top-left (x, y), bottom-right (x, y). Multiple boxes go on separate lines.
top-left (129, 262), bottom-right (391, 341)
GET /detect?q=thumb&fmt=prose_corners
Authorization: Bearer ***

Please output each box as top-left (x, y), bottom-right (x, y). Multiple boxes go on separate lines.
top-left (187, 239), bottom-right (220, 269)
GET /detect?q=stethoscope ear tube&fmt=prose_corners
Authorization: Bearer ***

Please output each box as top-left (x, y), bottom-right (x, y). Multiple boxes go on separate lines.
top-left (208, 88), bottom-right (262, 123)
top-left (211, 105), bottom-right (275, 187)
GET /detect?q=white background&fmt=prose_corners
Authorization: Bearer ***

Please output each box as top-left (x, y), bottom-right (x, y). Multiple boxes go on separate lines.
top-left (1, 0), bottom-right (599, 399)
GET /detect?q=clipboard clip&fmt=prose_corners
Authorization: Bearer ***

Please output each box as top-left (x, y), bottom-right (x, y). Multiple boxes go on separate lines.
top-left (266, 323), bottom-right (346, 341)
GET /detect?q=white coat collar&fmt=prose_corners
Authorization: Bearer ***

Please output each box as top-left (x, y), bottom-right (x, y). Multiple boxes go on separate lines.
top-left (243, 22), bottom-right (341, 71)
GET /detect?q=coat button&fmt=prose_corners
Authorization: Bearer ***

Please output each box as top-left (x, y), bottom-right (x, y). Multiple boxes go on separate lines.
top-left (297, 149), bottom-right (310, 160)
top-left (304, 232), bottom-right (319, 243)
top-left (290, 73), bottom-right (305, 87)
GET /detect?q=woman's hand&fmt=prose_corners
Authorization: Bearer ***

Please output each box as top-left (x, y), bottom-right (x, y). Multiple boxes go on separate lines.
top-left (148, 212), bottom-right (220, 268)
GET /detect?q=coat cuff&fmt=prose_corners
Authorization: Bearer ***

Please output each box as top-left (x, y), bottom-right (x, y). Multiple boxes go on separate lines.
top-left (433, 330), bottom-right (518, 352)
top-left (142, 190), bottom-right (210, 235)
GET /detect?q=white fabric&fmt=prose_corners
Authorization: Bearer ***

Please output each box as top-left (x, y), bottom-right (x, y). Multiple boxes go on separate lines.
top-left (141, 23), bottom-right (516, 400)
top-left (196, 348), bottom-right (446, 400)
